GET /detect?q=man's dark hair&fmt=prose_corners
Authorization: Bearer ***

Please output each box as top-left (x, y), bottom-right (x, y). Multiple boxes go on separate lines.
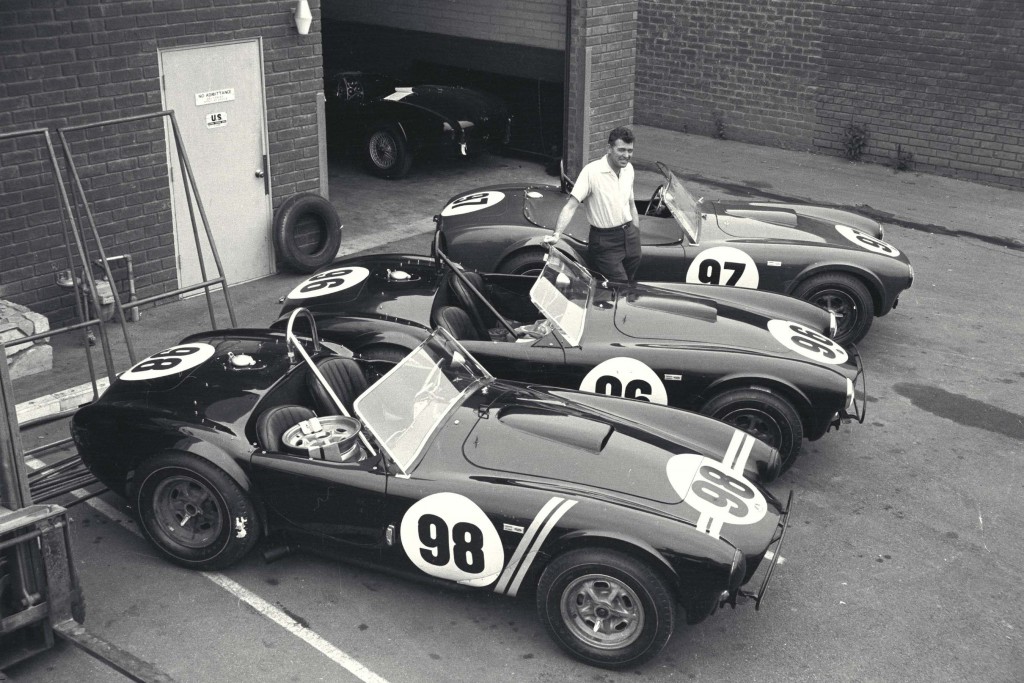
top-left (608, 126), bottom-right (634, 146)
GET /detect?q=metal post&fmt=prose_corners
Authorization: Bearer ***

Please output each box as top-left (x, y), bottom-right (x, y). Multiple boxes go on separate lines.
top-left (0, 344), bottom-right (30, 510)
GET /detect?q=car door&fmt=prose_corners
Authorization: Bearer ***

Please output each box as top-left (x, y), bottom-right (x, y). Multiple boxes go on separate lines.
top-left (249, 450), bottom-right (388, 555)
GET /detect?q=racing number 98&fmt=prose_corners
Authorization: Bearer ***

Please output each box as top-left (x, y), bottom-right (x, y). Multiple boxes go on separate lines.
top-left (418, 514), bottom-right (485, 573)
top-left (132, 346), bottom-right (200, 373)
top-left (690, 465), bottom-right (755, 517)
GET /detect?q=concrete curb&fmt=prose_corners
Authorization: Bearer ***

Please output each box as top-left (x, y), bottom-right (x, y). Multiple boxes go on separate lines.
top-left (16, 378), bottom-right (109, 425)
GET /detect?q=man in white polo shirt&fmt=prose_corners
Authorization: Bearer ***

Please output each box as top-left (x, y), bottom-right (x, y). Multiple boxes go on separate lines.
top-left (545, 126), bottom-right (640, 282)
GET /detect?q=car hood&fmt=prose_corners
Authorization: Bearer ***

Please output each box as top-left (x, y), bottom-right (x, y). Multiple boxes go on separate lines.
top-left (462, 382), bottom-right (781, 547)
top-left (278, 254), bottom-right (442, 329)
top-left (383, 84), bottom-right (508, 125)
top-left (708, 200), bottom-right (893, 247)
top-left (609, 280), bottom-right (829, 342)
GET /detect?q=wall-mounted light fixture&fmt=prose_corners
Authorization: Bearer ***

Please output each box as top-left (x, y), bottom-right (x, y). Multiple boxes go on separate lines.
top-left (294, 0), bottom-right (312, 35)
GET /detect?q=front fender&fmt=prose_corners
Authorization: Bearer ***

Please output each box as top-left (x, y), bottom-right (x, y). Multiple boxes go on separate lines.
top-left (786, 261), bottom-right (888, 313)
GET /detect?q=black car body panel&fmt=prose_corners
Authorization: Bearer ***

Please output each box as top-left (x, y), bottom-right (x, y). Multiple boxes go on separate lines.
top-left (277, 251), bottom-right (865, 448)
top-left (325, 71), bottom-right (511, 160)
top-left (71, 326), bottom-right (791, 664)
top-left (434, 164), bottom-right (913, 343)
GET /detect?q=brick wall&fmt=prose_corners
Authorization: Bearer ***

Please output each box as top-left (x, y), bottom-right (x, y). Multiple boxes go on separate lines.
top-left (636, 0), bottom-right (1023, 190)
top-left (325, 0), bottom-right (567, 51)
top-left (566, 0), bottom-right (639, 175)
top-left (0, 0), bottom-right (323, 325)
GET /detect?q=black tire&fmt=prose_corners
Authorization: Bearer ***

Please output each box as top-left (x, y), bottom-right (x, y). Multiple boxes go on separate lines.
top-left (792, 273), bottom-right (874, 345)
top-left (134, 453), bottom-right (260, 570)
top-left (364, 124), bottom-right (413, 179)
top-left (273, 192), bottom-right (342, 273)
top-left (536, 548), bottom-right (675, 669)
top-left (498, 250), bottom-right (547, 277)
top-left (701, 388), bottom-right (804, 472)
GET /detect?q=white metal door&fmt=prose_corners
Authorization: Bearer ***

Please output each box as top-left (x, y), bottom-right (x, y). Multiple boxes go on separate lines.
top-left (160, 39), bottom-right (273, 288)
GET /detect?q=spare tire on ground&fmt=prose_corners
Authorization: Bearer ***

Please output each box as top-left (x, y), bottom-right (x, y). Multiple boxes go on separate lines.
top-left (273, 192), bottom-right (342, 272)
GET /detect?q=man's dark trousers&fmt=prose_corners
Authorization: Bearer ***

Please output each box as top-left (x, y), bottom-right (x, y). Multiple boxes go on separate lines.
top-left (587, 223), bottom-right (641, 282)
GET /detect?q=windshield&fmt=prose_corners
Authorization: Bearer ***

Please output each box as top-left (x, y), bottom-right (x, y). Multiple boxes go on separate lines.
top-left (353, 330), bottom-right (490, 473)
top-left (529, 249), bottom-right (592, 347)
top-left (656, 161), bottom-right (702, 243)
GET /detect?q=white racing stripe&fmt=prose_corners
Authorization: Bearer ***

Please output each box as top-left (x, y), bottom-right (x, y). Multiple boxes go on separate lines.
top-left (25, 456), bottom-right (391, 683)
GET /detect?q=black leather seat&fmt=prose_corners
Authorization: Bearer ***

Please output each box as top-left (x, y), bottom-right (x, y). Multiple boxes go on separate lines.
top-left (434, 305), bottom-right (486, 341)
top-left (449, 271), bottom-right (491, 338)
top-left (307, 357), bottom-right (368, 416)
top-left (256, 404), bottom-right (316, 452)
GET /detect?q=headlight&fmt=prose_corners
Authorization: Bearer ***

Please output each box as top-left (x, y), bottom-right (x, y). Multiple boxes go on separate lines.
top-left (829, 311), bottom-right (838, 338)
top-left (845, 377), bottom-right (855, 412)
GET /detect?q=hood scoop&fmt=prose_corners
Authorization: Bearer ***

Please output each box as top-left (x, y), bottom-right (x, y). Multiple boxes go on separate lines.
top-left (464, 406), bottom-right (681, 504)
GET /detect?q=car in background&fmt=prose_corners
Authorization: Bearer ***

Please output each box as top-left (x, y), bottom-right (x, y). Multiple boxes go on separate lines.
top-left (433, 162), bottom-right (914, 344)
top-left (276, 245), bottom-right (866, 471)
top-left (325, 71), bottom-right (511, 178)
top-left (71, 316), bottom-right (791, 669)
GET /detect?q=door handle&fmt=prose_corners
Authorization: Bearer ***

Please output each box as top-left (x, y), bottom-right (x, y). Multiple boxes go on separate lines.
top-left (255, 170), bottom-right (265, 178)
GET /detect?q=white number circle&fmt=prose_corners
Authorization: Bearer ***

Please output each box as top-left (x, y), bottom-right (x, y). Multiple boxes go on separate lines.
top-left (835, 225), bottom-right (900, 257)
top-left (440, 191), bottom-right (505, 217)
top-left (287, 266), bottom-right (370, 300)
top-left (121, 343), bottom-right (216, 381)
top-left (667, 455), bottom-right (767, 526)
top-left (768, 319), bottom-right (849, 365)
top-left (580, 357), bottom-right (668, 404)
top-left (400, 492), bottom-right (504, 587)
top-left (685, 246), bottom-right (760, 288)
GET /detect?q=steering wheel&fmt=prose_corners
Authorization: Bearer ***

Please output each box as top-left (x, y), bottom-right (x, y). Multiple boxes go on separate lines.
top-left (645, 185), bottom-right (666, 217)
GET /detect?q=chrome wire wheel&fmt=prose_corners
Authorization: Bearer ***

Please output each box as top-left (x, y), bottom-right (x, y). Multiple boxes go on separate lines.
top-left (560, 572), bottom-right (645, 650)
top-left (150, 475), bottom-right (223, 550)
top-left (368, 130), bottom-right (398, 169)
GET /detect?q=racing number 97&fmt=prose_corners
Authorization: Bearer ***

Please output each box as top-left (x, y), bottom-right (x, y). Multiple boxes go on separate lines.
top-left (418, 514), bottom-right (485, 573)
top-left (856, 233), bottom-right (894, 254)
top-left (697, 260), bottom-right (746, 286)
top-left (690, 465), bottom-right (755, 517)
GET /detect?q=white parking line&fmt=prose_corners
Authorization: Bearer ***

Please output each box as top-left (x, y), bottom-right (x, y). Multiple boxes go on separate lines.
top-left (25, 457), bottom-right (390, 683)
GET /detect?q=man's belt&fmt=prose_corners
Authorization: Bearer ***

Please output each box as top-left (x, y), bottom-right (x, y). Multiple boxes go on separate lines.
top-left (590, 222), bottom-right (632, 230)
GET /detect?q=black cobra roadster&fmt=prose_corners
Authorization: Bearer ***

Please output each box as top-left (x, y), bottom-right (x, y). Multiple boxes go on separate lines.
top-left (325, 71), bottom-right (512, 179)
top-left (276, 246), bottom-right (866, 470)
top-left (71, 316), bottom-right (791, 669)
top-left (433, 162), bottom-right (914, 344)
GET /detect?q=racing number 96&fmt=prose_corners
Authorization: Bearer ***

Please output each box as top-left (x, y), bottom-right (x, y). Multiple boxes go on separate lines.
top-left (299, 268), bottom-right (358, 295)
top-left (689, 465), bottom-right (755, 517)
top-left (595, 376), bottom-right (653, 402)
top-left (418, 514), bottom-right (485, 574)
top-left (787, 323), bottom-right (838, 359)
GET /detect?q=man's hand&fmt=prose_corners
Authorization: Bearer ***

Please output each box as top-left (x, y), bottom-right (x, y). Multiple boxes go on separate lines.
top-left (543, 232), bottom-right (560, 245)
